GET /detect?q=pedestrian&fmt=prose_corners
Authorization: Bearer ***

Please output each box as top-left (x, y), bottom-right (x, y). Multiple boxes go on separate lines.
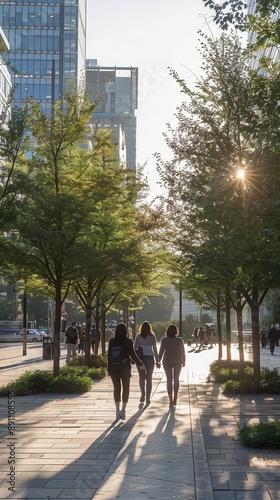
top-left (134, 321), bottom-right (160, 405)
top-left (205, 324), bottom-right (213, 347)
top-left (259, 328), bottom-right (267, 348)
top-left (210, 325), bottom-right (216, 344)
top-left (76, 322), bottom-right (83, 354)
top-left (90, 325), bottom-right (96, 353)
top-left (158, 324), bottom-right (186, 407)
top-left (65, 321), bottom-right (78, 361)
top-left (198, 326), bottom-right (205, 350)
top-left (108, 323), bottom-right (146, 420)
top-left (78, 327), bottom-right (86, 354)
top-left (192, 325), bottom-right (199, 346)
top-left (276, 323), bottom-right (280, 346)
top-left (268, 324), bottom-right (278, 355)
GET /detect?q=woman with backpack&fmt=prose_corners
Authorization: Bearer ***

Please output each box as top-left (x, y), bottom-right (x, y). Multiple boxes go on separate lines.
top-left (134, 321), bottom-right (160, 405)
top-left (108, 323), bottom-right (146, 420)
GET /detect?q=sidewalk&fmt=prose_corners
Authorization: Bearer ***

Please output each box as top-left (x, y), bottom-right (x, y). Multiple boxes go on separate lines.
top-left (0, 343), bottom-right (280, 499)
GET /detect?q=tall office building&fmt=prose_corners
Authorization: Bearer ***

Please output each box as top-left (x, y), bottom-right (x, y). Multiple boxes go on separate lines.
top-left (86, 60), bottom-right (138, 170)
top-left (0, 27), bottom-right (12, 126)
top-left (248, 0), bottom-right (279, 69)
top-left (0, 0), bottom-right (87, 115)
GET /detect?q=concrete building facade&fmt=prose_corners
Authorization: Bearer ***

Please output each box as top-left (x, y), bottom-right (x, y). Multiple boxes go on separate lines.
top-left (86, 59), bottom-right (138, 170)
top-left (0, 27), bottom-right (11, 126)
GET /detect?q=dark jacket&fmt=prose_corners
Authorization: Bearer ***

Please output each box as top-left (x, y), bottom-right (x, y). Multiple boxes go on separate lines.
top-left (65, 326), bottom-right (78, 345)
top-left (268, 327), bottom-right (278, 343)
top-left (107, 337), bottom-right (143, 374)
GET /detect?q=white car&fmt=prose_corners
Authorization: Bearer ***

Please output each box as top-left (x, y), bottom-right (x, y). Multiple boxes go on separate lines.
top-left (14, 329), bottom-right (47, 342)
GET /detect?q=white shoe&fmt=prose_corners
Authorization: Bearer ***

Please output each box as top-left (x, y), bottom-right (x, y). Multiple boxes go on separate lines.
top-left (119, 409), bottom-right (126, 419)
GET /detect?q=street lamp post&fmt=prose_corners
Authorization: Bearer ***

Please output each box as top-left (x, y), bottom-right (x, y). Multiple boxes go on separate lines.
top-left (179, 287), bottom-right (182, 337)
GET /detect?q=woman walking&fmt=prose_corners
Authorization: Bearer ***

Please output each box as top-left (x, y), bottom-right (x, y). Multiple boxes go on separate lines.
top-left (108, 323), bottom-right (146, 420)
top-left (134, 321), bottom-right (160, 405)
top-left (159, 324), bottom-right (186, 407)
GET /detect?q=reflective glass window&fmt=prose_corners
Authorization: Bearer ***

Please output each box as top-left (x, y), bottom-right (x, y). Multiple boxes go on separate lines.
top-left (41, 8), bottom-right (48, 26)
top-left (65, 7), bottom-right (77, 28)
top-left (19, 30), bottom-right (27, 50)
top-left (22, 6), bottom-right (29, 26)
top-left (64, 31), bottom-right (77, 52)
top-left (54, 7), bottom-right (60, 26)
top-left (29, 6), bottom-right (35, 27)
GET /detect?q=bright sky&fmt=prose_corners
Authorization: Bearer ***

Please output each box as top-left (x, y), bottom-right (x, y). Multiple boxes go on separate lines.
top-left (86, 0), bottom-right (212, 200)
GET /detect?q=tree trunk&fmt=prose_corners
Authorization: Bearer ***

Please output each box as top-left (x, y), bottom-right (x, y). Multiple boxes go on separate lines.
top-left (101, 303), bottom-right (106, 355)
top-left (53, 284), bottom-right (62, 377)
top-left (217, 289), bottom-right (223, 360)
top-left (84, 301), bottom-right (92, 366)
top-left (236, 290), bottom-right (244, 364)
top-left (225, 287), bottom-right (231, 361)
top-left (95, 308), bottom-right (100, 354)
top-left (251, 287), bottom-right (260, 380)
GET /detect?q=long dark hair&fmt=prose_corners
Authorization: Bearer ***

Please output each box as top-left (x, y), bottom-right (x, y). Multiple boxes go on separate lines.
top-left (139, 321), bottom-right (155, 339)
top-left (166, 324), bottom-right (178, 338)
top-left (114, 323), bottom-right (127, 344)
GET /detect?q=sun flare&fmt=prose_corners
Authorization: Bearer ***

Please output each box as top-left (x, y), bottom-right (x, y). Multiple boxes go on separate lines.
top-left (236, 168), bottom-right (245, 180)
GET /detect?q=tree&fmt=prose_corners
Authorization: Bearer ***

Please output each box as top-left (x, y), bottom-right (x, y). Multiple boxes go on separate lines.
top-left (137, 287), bottom-right (175, 323)
top-left (203, 0), bottom-right (247, 31)
top-left (157, 33), bottom-right (280, 379)
top-left (203, 0), bottom-right (280, 46)
top-left (6, 85), bottom-right (100, 375)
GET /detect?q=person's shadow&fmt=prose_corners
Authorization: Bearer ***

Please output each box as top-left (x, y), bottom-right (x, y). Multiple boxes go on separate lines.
top-left (93, 404), bottom-right (194, 498)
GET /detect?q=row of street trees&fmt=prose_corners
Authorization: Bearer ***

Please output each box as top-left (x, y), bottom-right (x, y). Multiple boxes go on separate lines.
top-left (156, 1), bottom-right (280, 379)
top-left (0, 83), bottom-right (165, 375)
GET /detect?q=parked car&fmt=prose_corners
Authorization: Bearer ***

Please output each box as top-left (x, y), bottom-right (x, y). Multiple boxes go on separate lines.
top-left (0, 331), bottom-right (19, 342)
top-left (13, 329), bottom-right (47, 342)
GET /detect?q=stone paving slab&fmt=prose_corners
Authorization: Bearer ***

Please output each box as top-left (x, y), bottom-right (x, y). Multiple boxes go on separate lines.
top-left (1, 343), bottom-right (280, 498)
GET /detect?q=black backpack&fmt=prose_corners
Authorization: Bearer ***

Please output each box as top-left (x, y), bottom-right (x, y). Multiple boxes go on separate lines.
top-left (108, 344), bottom-right (127, 367)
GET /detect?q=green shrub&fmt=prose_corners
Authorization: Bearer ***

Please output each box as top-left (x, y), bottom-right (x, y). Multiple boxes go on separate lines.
top-left (239, 421), bottom-right (280, 447)
top-left (222, 368), bottom-right (280, 394)
top-left (67, 354), bottom-right (107, 368)
top-left (0, 366), bottom-right (97, 396)
top-left (210, 359), bottom-right (253, 377)
top-left (60, 365), bottom-right (107, 380)
top-left (50, 373), bottom-right (92, 393)
top-left (214, 368), bottom-right (240, 383)
top-left (0, 370), bottom-right (54, 396)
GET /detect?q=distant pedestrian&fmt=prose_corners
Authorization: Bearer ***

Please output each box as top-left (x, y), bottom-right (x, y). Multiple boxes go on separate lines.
top-left (65, 321), bottom-right (78, 361)
top-left (90, 325), bottom-right (96, 353)
top-left (259, 328), bottom-right (267, 348)
top-left (276, 323), bottom-right (280, 346)
top-left (90, 325), bottom-right (100, 354)
top-left (205, 324), bottom-right (213, 347)
top-left (210, 325), bottom-right (216, 344)
top-left (78, 327), bottom-right (86, 354)
top-left (198, 326), bottom-right (205, 350)
top-left (192, 326), bottom-right (199, 346)
top-left (268, 324), bottom-right (278, 355)
top-left (158, 324), bottom-right (186, 408)
top-left (108, 323), bottom-right (146, 420)
top-left (76, 322), bottom-right (83, 354)
top-left (134, 321), bottom-right (160, 405)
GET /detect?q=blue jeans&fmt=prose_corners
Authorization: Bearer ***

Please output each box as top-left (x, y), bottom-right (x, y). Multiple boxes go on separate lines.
top-left (137, 355), bottom-right (155, 401)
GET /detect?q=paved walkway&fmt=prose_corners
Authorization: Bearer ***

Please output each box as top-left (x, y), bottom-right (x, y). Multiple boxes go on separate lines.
top-left (0, 342), bottom-right (280, 499)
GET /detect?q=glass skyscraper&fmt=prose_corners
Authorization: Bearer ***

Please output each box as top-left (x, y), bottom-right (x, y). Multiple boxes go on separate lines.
top-left (0, 0), bottom-right (87, 115)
